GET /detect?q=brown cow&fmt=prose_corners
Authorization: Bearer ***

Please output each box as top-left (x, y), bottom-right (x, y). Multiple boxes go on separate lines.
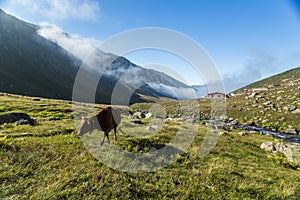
top-left (77, 107), bottom-right (121, 145)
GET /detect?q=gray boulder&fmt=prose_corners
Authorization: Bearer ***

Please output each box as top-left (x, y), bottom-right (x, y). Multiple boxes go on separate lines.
top-left (249, 92), bottom-right (258, 98)
top-left (14, 119), bottom-right (32, 126)
top-left (185, 118), bottom-right (196, 123)
top-left (146, 125), bottom-right (159, 131)
top-left (275, 142), bottom-right (300, 165)
top-left (283, 105), bottom-right (296, 112)
top-left (132, 111), bottom-right (145, 119)
top-left (0, 113), bottom-right (34, 125)
top-left (291, 108), bottom-right (300, 114)
top-left (276, 96), bottom-right (283, 101)
top-left (144, 112), bottom-right (153, 119)
top-left (239, 131), bottom-right (248, 136)
top-left (218, 131), bottom-right (228, 136)
top-left (263, 101), bottom-right (272, 106)
top-left (132, 111), bottom-right (152, 119)
top-left (285, 127), bottom-right (298, 135)
top-left (260, 142), bottom-right (275, 151)
top-left (248, 121), bottom-right (256, 126)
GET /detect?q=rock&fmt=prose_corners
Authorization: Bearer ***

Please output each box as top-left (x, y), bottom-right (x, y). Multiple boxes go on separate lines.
top-left (14, 119), bottom-right (32, 125)
top-left (285, 127), bottom-right (298, 135)
top-left (144, 112), bottom-right (153, 119)
top-left (256, 95), bottom-right (263, 100)
top-left (149, 147), bottom-right (158, 152)
top-left (176, 118), bottom-right (185, 122)
top-left (133, 110), bottom-right (152, 119)
top-left (239, 131), bottom-right (248, 136)
top-left (146, 125), bottom-right (159, 131)
top-left (291, 108), bottom-right (300, 114)
top-left (165, 118), bottom-right (174, 122)
top-left (276, 96), bottom-right (283, 101)
top-left (263, 101), bottom-right (272, 106)
top-left (248, 121), bottom-right (256, 126)
top-left (132, 111), bottom-right (145, 119)
top-left (275, 142), bottom-right (300, 165)
top-left (218, 131), bottom-right (228, 136)
top-left (21, 133), bottom-right (34, 137)
top-left (260, 142), bottom-right (275, 151)
top-left (185, 118), bottom-right (196, 123)
top-left (249, 92), bottom-right (258, 98)
top-left (283, 105), bottom-right (296, 112)
top-left (220, 115), bottom-right (229, 122)
top-left (0, 113), bottom-right (34, 125)
top-left (249, 131), bottom-right (257, 134)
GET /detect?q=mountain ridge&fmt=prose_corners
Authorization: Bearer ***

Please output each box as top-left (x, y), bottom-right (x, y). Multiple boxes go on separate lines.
top-left (0, 9), bottom-right (195, 104)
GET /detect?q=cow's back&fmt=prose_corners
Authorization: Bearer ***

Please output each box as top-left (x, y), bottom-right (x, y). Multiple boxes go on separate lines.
top-left (96, 107), bottom-right (121, 132)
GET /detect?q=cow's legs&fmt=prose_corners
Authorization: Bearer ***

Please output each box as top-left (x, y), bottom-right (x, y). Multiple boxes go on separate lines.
top-left (100, 132), bottom-right (106, 146)
top-left (114, 127), bottom-right (117, 141)
top-left (106, 131), bottom-right (110, 144)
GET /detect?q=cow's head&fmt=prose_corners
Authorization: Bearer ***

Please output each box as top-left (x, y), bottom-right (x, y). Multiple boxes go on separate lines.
top-left (77, 117), bottom-right (92, 136)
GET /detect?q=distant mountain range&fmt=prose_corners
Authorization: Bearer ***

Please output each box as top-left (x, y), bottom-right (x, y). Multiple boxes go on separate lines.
top-left (0, 9), bottom-right (204, 104)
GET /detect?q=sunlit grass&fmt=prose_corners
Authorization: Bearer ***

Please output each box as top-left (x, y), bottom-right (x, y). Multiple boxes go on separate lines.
top-left (0, 93), bottom-right (299, 199)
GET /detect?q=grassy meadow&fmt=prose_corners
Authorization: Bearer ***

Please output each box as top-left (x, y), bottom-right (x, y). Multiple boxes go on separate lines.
top-left (0, 93), bottom-right (300, 199)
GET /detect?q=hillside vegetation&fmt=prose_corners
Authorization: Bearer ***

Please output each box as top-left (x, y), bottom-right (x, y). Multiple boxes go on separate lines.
top-left (133, 67), bottom-right (300, 132)
top-left (0, 92), bottom-right (300, 199)
top-left (237, 67), bottom-right (300, 92)
top-left (229, 66), bottom-right (300, 132)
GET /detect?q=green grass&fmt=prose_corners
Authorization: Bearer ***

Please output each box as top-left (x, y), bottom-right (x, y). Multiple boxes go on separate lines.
top-left (1, 93), bottom-right (300, 199)
top-left (132, 67), bottom-right (300, 132)
top-left (237, 66), bottom-right (300, 93)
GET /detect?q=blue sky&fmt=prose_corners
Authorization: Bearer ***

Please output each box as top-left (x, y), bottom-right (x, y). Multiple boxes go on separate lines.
top-left (1, 0), bottom-right (300, 91)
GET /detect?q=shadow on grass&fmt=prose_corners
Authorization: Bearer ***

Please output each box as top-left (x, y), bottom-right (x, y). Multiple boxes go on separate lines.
top-left (82, 134), bottom-right (186, 173)
top-left (0, 128), bottom-right (75, 139)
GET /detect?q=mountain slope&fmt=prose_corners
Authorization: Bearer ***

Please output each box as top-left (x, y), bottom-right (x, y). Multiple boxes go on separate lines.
top-left (228, 66), bottom-right (300, 131)
top-left (236, 66), bottom-right (300, 92)
top-left (37, 23), bottom-right (194, 100)
top-left (0, 9), bottom-right (195, 104)
top-left (0, 9), bottom-right (80, 100)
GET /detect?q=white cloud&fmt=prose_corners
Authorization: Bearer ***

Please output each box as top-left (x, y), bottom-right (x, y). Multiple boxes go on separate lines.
top-left (223, 50), bottom-right (278, 92)
top-left (37, 23), bottom-right (199, 100)
top-left (148, 83), bottom-right (197, 100)
top-left (9, 0), bottom-right (100, 21)
top-left (37, 22), bottom-right (117, 71)
top-left (38, 22), bottom-right (100, 60)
